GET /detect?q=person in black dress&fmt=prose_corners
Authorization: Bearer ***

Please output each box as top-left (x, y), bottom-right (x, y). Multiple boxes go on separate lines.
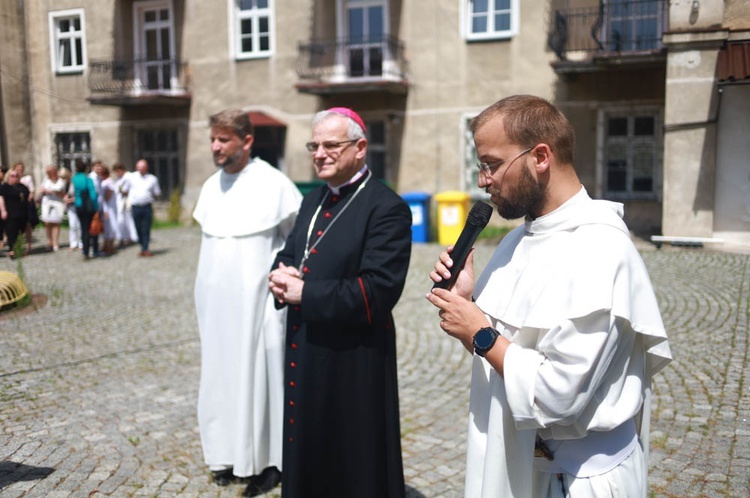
top-left (0, 168), bottom-right (31, 258)
top-left (269, 107), bottom-right (411, 498)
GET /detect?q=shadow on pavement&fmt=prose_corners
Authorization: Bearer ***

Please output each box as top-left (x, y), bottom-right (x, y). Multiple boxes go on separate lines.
top-left (406, 484), bottom-right (428, 497)
top-left (0, 461), bottom-right (55, 489)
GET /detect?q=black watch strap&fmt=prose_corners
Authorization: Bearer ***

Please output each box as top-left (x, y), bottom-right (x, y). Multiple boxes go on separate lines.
top-left (473, 327), bottom-right (500, 357)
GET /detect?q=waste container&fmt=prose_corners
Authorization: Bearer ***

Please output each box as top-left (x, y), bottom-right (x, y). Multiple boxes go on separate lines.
top-left (295, 181), bottom-right (325, 196)
top-left (434, 191), bottom-right (471, 245)
top-left (401, 192), bottom-right (431, 243)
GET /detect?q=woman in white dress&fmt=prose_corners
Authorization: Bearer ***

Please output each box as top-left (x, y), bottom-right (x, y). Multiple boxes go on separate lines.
top-left (112, 163), bottom-right (138, 247)
top-left (100, 166), bottom-right (119, 256)
top-left (39, 164), bottom-right (67, 251)
top-left (59, 167), bottom-right (81, 251)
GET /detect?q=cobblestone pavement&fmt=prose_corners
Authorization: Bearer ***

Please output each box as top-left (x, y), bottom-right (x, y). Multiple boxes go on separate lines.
top-left (0, 227), bottom-right (748, 497)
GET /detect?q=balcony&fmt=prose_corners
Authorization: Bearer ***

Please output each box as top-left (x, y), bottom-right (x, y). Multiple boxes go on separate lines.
top-left (87, 57), bottom-right (191, 106)
top-left (295, 35), bottom-right (408, 95)
top-left (548, 0), bottom-right (668, 74)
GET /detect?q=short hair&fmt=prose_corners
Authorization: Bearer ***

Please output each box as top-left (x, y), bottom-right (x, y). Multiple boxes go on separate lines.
top-left (112, 162), bottom-right (125, 172)
top-left (209, 109), bottom-right (254, 139)
top-left (75, 160), bottom-right (87, 173)
top-left (312, 110), bottom-right (366, 141)
top-left (470, 95), bottom-right (575, 165)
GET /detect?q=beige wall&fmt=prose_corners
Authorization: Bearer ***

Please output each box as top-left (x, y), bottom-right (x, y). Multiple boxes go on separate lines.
top-left (714, 85), bottom-right (750, 245)
top-left (660, 0), bottom-right (750, 240)
top-left (181, 0), bottom-right (319, 212)
top-left (662, 39), bottom-right (723, 238)
top-left (398, 0), bottom-right (557, 195)
top-left (5, 0), bottom-right (563, 208)
top-left (0, 0), bottom-right (34, 169)
top-left (13, 0), bottom-right (745, 243)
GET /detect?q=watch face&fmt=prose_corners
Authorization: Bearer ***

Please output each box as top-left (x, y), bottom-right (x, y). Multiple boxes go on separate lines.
top-left (474, 328), bottom-right (497, 350)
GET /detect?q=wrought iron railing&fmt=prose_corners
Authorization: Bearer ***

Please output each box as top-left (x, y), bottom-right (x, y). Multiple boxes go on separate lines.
top-left (548, 0), bottom-right (668, 60)
top-left (296, 35), bottom-right (407, 81)
top-left (88, 57), bottom-right (190, 96)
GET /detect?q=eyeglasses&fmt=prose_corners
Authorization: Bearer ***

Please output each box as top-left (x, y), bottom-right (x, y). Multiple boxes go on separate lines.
top-left (305, 139), bottom-right (359, 153)
top-left (476, 146), bottom-right (534, 176)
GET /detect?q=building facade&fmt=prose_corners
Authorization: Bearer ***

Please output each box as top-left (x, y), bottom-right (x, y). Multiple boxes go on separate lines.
top-left (0, 0), bottom-right (748, 245)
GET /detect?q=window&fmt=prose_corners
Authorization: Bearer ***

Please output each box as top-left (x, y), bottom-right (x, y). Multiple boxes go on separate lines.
top-left (138, 129), bottom-right (181, 196)
top-left (347, 0), bottom-right (386, 78)
top-left (602, 109), bottom-right (661, 198)
top-left (49, 9), bottom-right (87, 74)
top-left (605, 0), bottom-right (664, 52)
top-left (55, 132), bottom-right (92, 171)
top-left (465, 0), bottom-right (519, 41)
top-left (234, 0), bottom-right (273, 59)
top-left (134, 1), bottom-right (176, 91)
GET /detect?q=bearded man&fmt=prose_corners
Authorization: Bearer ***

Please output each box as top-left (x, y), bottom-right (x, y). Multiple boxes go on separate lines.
top-left (193, 108), bottom-right (301, 497)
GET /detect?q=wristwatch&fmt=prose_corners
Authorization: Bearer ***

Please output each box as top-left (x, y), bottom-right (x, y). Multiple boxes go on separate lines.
top-left (472, 327), bottom-right (500, 357)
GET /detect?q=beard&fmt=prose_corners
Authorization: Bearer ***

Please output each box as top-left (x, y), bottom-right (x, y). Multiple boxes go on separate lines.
top-left (493, 163), bottom-right (546, 220)
top-left (213, 148), bottom-right (245, 170)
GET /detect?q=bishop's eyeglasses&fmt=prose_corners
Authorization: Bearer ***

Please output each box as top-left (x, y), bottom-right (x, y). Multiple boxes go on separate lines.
top-left (305, 139), bottom-right (359, 153)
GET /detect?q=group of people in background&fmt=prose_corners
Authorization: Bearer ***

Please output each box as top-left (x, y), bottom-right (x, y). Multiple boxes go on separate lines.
top-left (0, 158), bottom-right (160, 260)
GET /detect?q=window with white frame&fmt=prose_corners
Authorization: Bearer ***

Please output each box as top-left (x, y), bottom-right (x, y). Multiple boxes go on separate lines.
top-left (602, 109), bottom-right (661, 198)
top-left (464, 0), bottom-right (519, 41)
top-left (234, 0), bottom-right (273, 59)
top-left (49, 9), bottom-right (87, 74)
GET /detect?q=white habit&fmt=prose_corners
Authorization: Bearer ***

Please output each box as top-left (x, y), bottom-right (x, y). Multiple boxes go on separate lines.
top-left (193, 157), bottom-right (302, 477)
top-left (467, 188), bottom-right (671, 497)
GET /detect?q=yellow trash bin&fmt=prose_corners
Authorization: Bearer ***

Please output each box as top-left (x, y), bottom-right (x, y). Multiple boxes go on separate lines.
top-left (434, 191), bottom-right (471, 245)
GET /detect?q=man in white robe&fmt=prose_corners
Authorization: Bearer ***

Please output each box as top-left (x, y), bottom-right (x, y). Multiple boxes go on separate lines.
top-left (427, 95), bottom-right (671, 498)
top-left (193, 109), bottom-right (301, 497)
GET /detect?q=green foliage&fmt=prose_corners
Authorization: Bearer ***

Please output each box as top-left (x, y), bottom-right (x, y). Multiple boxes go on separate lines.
top-left (153, 219), bottom-right (182, 230)
top-left (13, 237), bottom-right (26, 261)
top-left (167, 189), bottom-right (182, 224)
top-left (477, 225), bottom-right (511, 243)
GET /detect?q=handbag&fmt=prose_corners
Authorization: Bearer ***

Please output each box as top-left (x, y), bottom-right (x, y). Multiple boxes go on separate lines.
top-left (41, 197), bottom-right (65, 224)
top-left (89, 212), bottom-right (103, 236)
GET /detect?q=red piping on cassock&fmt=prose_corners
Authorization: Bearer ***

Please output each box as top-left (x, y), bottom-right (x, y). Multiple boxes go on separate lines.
top-left (358, 276), bottom-right (372, 324)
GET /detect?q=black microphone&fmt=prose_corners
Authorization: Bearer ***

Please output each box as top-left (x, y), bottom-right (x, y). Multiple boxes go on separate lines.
top-left (432, 201), bottom-right (493, 290)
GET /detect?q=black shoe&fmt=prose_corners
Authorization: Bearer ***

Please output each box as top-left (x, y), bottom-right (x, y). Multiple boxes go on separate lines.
top-left (242, 466), bottom-right (281, 497)
top-left (211, 468), bottom-right (235, 486)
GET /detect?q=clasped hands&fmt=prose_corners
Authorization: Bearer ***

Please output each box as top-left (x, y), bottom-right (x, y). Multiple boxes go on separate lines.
top-left (269, 262), bottom-right (304, 305)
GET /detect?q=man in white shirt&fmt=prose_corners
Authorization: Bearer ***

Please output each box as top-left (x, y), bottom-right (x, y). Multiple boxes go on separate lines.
top-left (126, 159), bottom-right (161, 257)
top-left (427, 95), bottom-right (671, 498)
top-left (193, 109), bottom-right (301, 497)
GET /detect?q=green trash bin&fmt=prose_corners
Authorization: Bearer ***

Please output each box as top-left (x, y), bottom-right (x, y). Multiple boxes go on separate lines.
top-left (295, 181), bottom-right (325, 196)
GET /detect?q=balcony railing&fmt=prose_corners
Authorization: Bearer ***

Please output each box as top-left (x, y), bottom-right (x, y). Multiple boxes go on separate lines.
top-left (87, 57), bottom-right (190, 105)
top-left (548, 0), bottom-right (668, 61)
top-left (295, 35), bottom-right (408, 94)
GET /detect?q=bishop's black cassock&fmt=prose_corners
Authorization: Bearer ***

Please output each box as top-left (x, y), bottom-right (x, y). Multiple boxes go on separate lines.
top-left (273, 171), bottom-right (411, 498)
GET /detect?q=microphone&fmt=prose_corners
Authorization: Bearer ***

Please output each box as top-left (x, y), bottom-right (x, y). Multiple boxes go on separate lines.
top-left (432, 201), bottom-right (493, 290)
